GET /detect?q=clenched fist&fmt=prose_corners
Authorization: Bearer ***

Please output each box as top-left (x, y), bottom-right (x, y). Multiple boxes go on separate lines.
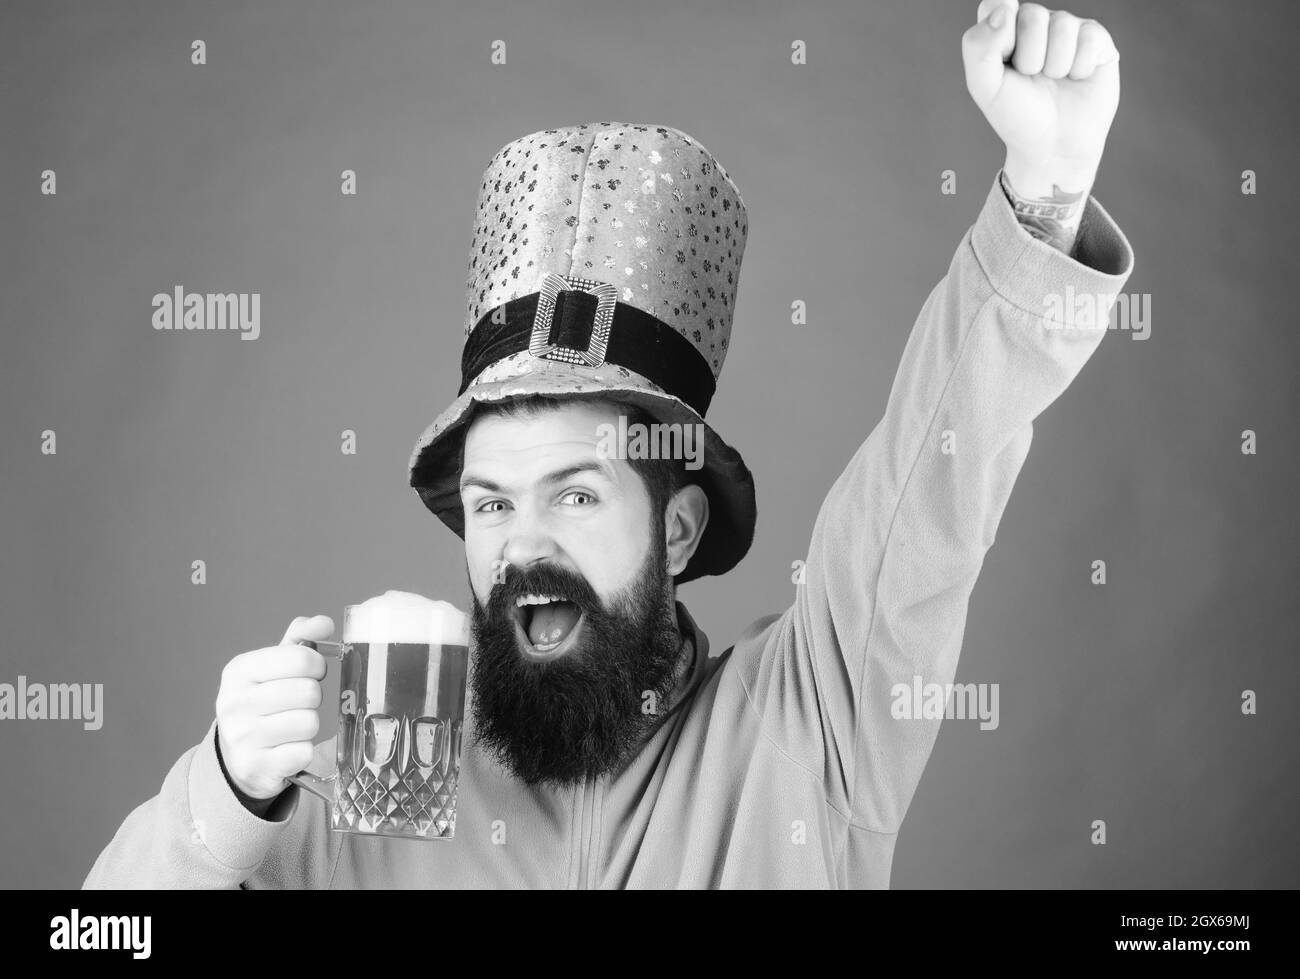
top-left (215, 614), bottom-right (335, 800)
top-left (962, 1), bottom-right (1120, 196)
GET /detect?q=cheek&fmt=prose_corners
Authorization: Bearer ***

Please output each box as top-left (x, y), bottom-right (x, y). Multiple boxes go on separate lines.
top-left (463, 533), bottom-right (499, 603)
top-left (571, 510), bottom-right (651, 590)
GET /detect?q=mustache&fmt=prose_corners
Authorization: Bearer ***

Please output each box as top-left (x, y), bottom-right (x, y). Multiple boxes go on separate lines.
top-left (486, 563), bottom-right (602, 615)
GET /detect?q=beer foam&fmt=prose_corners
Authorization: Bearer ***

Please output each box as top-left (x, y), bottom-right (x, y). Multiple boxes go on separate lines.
top-left (344, 590), bottom-right (468, 645)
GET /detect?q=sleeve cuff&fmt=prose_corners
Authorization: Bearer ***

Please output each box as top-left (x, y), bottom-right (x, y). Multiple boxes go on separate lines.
top-left (188, 721), bottom-right (299, 872)
top-left (971, 170), bottom-right (1136, 326)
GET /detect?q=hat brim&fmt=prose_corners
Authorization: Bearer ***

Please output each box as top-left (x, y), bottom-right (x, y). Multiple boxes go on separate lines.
top-left (408, 358), bottom-right (755, 585)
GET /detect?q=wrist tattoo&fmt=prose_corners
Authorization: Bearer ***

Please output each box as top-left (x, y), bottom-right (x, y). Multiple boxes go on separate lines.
top-left (999, 170), bottom-right (1084, 255)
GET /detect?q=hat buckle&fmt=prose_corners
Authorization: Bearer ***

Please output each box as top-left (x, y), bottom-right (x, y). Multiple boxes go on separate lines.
top-left (528, 272), bottom-right (619, 368)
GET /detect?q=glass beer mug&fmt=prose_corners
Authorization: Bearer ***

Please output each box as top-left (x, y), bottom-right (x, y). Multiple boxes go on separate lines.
top-left (289, 595), bottom-right (470, 841)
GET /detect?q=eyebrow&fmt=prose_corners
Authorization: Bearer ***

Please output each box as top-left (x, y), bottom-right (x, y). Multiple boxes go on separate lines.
top-left (459, 460), bottom-right (615, 495)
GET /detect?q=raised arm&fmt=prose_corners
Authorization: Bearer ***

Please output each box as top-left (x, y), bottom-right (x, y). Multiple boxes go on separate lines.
top-left (729, 2), bottom-right (1134, 883)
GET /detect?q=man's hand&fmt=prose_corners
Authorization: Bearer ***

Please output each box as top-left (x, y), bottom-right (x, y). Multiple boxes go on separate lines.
top-left (962, 1), bottom-right (1121, 235)
top-left (215, 614), bottom-right (335, 800)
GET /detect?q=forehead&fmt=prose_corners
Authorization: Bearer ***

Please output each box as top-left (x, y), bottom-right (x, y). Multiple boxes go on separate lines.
top-left (461, 400), bottom-right (628, 477)
top-left (466, 399), bottom-right (621, 446)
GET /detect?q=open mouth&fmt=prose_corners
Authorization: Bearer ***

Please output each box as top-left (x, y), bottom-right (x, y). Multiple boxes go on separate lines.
top-left (512, 593), bottom-right (585, 662)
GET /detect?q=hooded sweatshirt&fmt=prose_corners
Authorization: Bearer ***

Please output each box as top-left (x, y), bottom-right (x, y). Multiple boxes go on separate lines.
top-left (84, 173), bottom-right (1134, 889)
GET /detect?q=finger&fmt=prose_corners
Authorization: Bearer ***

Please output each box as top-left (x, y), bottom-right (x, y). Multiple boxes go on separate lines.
top-left (231, 643), bottom-right (327, 683)
top-left (251, 708), bottom-right (321, 749)
top-left (976, 0), bottom-right (1020, 23)
top-left (1070, 19), bottom-right (1119, 79)
top-left (963, 2), bottom-right (1019, 104)
top-left (245, 676), bottom-right (323, 716)
top-left (1011, 3), bottom-right (1051, 76)
top-left (266, 740), bottom-right (316, 777)
top-left (1043, 10), bottom-right (1081, 79)
top-left (280, 613), bottom-right (336, 647)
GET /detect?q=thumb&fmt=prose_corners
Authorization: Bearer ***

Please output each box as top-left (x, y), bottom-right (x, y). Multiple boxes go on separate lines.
top-left (963, 1), bottom-right (1018, 106)
top-left (280, 613), bottom-right (336, 647)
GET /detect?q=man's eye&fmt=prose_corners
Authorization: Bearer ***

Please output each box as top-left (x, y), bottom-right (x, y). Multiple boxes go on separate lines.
top-left (560, 490), bottom-right (596, 507)
top-left (475, 500), bottom-right (509, 513)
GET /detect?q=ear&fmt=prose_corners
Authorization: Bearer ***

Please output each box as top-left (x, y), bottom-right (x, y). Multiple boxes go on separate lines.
top-left (664, 484), bottom-right (709, 577)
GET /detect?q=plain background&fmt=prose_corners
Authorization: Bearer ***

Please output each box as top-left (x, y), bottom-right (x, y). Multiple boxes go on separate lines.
top-left (1, 0), bottom-right (1296, 888)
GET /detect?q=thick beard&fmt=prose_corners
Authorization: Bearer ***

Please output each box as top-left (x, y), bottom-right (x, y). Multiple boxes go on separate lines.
top-left (468, 530), bottom-right (684, 788)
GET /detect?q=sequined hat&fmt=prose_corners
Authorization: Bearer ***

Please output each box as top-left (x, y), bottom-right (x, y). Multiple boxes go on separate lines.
top-left (408, 122), bottom-right (755, 583)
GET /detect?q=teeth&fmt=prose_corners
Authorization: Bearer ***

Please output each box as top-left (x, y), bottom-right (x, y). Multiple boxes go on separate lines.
top-left (514, 593), bottom-right (567, 608)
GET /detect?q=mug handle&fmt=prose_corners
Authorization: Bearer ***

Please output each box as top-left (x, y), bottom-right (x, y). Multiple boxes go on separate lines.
top-left (285, 639), bottom-right (345, 803)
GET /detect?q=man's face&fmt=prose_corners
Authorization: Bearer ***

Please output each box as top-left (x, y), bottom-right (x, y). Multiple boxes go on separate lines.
top-left (458, 400), bottom-right (686, 786)
top-left (461, 401), bottom-right (655, 643)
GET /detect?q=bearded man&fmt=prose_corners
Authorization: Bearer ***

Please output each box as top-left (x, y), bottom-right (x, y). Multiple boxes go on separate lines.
top-left (86, 1), bottom-right (1134, 889)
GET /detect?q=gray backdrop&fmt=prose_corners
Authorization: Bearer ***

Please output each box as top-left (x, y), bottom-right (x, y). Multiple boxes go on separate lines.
top-left (2, 0), bottom-right (1296, 888)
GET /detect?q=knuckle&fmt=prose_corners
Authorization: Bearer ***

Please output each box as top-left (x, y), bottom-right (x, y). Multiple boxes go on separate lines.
top-left (301, 679), bottom-right (323, 709)
top-left (280, 677), bottom-right (308, 706)
top-left (290, 646), bottom-right (316, 674)
top-left (274, 645), bottom-right (305, 676)
top-left (1080, 20), bottom-right (1108, 41)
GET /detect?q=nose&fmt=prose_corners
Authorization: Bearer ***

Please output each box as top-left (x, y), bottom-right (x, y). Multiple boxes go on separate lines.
top-left (501, 501), bottom-right (559, 572)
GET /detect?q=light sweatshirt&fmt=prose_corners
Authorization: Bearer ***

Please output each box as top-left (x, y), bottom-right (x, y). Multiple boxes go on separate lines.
top-left (84, 173), bottom-right (1134, 889)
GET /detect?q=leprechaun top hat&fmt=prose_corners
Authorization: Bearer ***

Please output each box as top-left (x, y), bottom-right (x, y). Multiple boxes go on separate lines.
top-left (409, 122), bottom-right (755, 584)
